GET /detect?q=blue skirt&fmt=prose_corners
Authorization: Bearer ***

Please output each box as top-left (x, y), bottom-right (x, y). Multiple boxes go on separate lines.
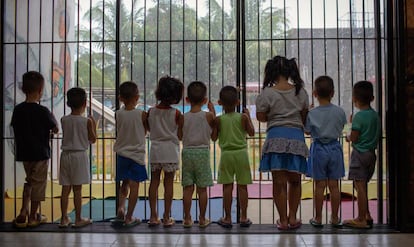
top-left (259, 126), bottom-right (308, 174)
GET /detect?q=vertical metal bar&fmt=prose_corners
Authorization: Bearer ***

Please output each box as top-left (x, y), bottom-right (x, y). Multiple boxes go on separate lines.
top-left (13, 0), bottom-right (17, 220)
top-left (0, 0), bottom-right (4, 223)
top-left (101, 0), bottom-right (106, 220)
top-left (143, 0), bottom-right (147, 220)
top-left (363, 0), bottom-right (367, 80)
top-left (374, 0), bottom-right (384, 224)
top-left (169, 0), bottom-right (172, 75)
top-left (236, 0), bottom-right (242, 223)
top-left (259, 0), bottom-right (263, 225)
top-left (283, 0), bottom-right (286, 55)
top-left (88, 0), bottom-right (93, 219)
top-left (195, 0), bottom-right (198, 79)
top-left (349, 0), bottom-right (356, 219)
top-left (26, 0), bottom-right (29, 70)
top-left (39, 0), bottom-right (42, 72)
top-left (323, 0), bottom-right (327, 223)
top-left (131, 0), bottom-right (134, 79)
top-left (77, 0), bottom-right (80, 87)
top-left (49, 0), bottom-right (56, 222)
top-left (336, 0), bottom-right (343, 222)
top-left (115, 0), bottom-right (121, 220)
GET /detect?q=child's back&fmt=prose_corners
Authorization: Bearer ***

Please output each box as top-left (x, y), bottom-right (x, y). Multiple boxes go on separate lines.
top-left (12, 102), bottom-right (57, 161)
top-left (306, 104), bottom-right (346, 143)
top-left (182, 111), bottom-right (211, 148)
top-left (148, 106), bottom-right (180, 163)
top-left (218, 112), bottom-right (247, 150)
top-left (114, 107), bottom-right (146, 164)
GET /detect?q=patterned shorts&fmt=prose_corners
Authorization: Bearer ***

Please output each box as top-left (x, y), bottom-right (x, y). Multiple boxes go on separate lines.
top-left (181, 148), bottom-right (213, 188)
top-left (150, 162), bottom-right (179, 173)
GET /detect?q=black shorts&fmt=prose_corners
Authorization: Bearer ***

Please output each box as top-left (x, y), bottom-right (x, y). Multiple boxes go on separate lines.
top-left (348, 149), bottom-right (376, 182)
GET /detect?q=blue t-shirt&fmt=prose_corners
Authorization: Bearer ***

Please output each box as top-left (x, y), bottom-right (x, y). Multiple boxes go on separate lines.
top-left (305, 103), bottom-right (347, 144)
top-left (351, 107), bottom-right (380, 152)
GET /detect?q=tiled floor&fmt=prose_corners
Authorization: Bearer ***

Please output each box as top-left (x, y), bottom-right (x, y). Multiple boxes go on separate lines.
top-left (1, 231), bottom-right (414, 246)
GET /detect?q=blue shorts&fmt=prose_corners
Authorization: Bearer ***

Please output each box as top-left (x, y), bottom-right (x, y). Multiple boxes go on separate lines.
top-left (116, 155), bottom-right (148, 182)
top-left (307, 140), bottom-right (345, 180)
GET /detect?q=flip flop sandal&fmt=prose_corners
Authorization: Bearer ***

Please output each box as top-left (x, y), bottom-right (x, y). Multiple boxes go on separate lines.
top-left (309, 218), bottom-right (323, 228)
top-left (148, 218), bottom-right (161, 227)
top-left (343, 219), bottom-right (370, 229)
top-left (123, 218), bottom-right (141, 227)
top-left (58, 217), bottom-right (72, 228)
top-left (27, 214), bottom-right (48, 228)
top-left (13, 218), bottom-right (27, 229)
top-left (276, 219), bottom-right (289, 230)
top-left (217, 218), bottom-right (232, 229)
top-left (330, 219), bottom-right (343, 228)
top-left (240, 218), bottom-right (252, 227)
top-left (72, 218), bottom-right (93, 228)
top-left (289, 219), bottom-right (302, 230)
top-left (183, 220), bottom-right (193, 228)
top-left (163, 217), bottom-right (175, 227)
top-left (199, 219), bottom-right (211, 228)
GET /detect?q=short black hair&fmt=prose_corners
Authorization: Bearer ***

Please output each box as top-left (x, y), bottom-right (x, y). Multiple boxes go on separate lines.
top-left (155, 75), bottom-right (184, 104)
top-left (119, 81), bottom-right (139, 100)
top-left (314, 75), bottom-right (334, 98)
top-left (67, 87), bottom-right (87, 109)
top-left (22, 71), bottom-right (44, 94)
top-left (187, 81), bottom-right (207, 104)
top-left (353, 80), bottom-right (374, 105)
top-left (219, 86), bottom-right (238, 107)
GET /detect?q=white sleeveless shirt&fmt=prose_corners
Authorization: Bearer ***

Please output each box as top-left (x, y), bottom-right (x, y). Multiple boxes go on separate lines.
top-left (183, 111), bottom-right (211, 148)
top-left (61, 115), bottom-right (89, 151)
top-left (113, 107), bottom-right (146, 165)
top-left (148, 106), bottom-right (180, 163)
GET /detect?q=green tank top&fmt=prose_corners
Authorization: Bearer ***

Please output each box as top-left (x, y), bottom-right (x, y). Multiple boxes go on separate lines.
top-left (218, 112), bottom-right (247, 151)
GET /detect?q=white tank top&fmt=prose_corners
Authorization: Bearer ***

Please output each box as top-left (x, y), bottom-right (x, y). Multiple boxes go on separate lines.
top-left (183, 111), bottom-right (211, 148)
top-left (61, 115), bottom-right (89, 151)
top-left (148, 106), bottom-right (180, 163)
top-left (113, 107), bottom-right (146, 165)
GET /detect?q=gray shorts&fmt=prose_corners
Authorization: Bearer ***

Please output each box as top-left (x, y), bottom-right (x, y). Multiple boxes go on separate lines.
top-left (348, 149), bottom-right (376, 182)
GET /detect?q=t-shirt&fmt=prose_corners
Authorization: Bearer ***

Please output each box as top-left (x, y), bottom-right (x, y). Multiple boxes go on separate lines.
top-left (305, 103), bottom-right (347, 144)
top-left (11, 102), bottom-right (57, 161)
top-left (113, 107), bottom-right (146, 165)
top-left (351, 107), bottom-right (380, 152)
top-left (255, 87), bottom-right (309, 130)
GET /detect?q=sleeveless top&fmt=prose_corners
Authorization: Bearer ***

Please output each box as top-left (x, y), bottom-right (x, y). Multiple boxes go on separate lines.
top-left (61, 115), bottom-right (89, 151)
top-left (113, 107), bottom-right (146, 165)
top-left (218, 112), bottom-right (247, 151)
top-left (148, 106), bottom-right (180, 163)
top-left (183, 111), bottom-right (211, 148)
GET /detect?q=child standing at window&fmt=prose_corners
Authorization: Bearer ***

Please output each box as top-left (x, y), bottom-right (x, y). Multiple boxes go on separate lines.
top-left (59, 87), bottom-right (96, 228)
top-left (212, 86), bottom-right (255, 228)
top-left (256, 56), bottom-right (309, 230)
top-left (113, 81), bottom-right (148, 227)
top-left (343, 81), bottom-right (380, 229)
top-left (11, 71), bottom-right (59, 228)
top-left (179, 81), bottom-right (215, 228)
top-left (147, 76), bottom-right (184, 227)
top-left (305, 76), bottom-right (347, 228)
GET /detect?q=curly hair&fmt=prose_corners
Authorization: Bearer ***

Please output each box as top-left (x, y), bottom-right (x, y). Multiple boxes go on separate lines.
top-left (155, 75), bottom-right (184, 105)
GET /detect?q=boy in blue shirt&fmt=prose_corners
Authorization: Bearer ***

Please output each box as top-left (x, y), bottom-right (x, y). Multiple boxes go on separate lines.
top-left (343, 81), bottom-right (380, 229)
top-left (305, 76), bottom-right (347, 227)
